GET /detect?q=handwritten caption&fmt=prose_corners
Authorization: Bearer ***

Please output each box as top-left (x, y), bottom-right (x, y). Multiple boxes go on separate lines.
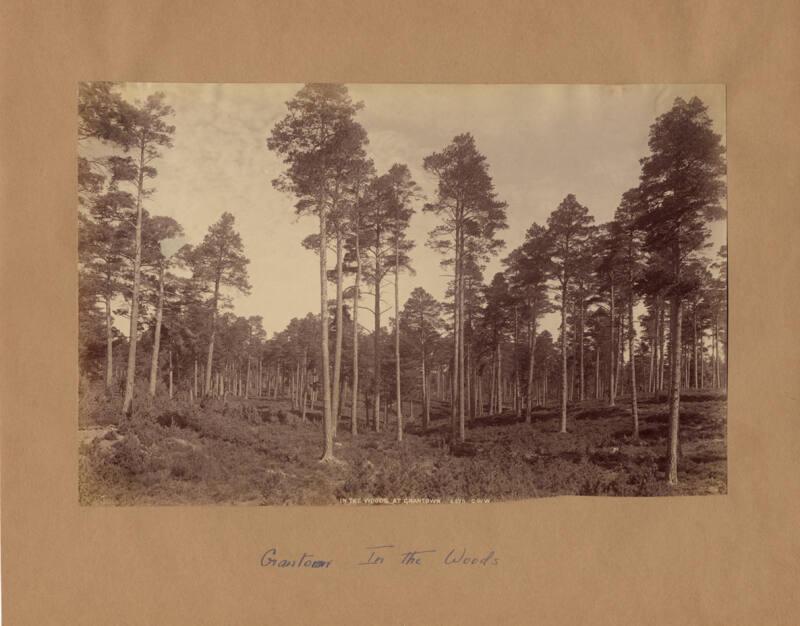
top-left (260, 546), bottom-right (498, 570)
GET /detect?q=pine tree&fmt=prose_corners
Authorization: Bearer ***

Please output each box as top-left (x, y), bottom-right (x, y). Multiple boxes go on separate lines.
top-left (185, 213), bottom-right (251, 398)
top-left (546, 194), bottom-right (594, 433)
top-left (268, 84), bottom-right (368, 461)
top-left (423, 133), bottom-right (507, 441)
top-left (504, 222), bottom-right (553, 422)
top-left (637, 97), bottom-right (726, 484)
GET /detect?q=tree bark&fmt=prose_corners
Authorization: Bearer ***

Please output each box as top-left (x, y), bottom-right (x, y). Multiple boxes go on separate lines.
top-left (628, 284), bottom-right (639, 439)
top-left (667, 295), bottom-right (683, 484)
top-left (319, 205), bottom-right (335, 461)
top-left (122, 139), bottom-right (147, 415)
top-left (513, 307), bottom-right (520, 417)
top-left (451, 222), bottom-right (461, 439)
top-left (351, 226), bottom-right (361, 436)
top-left (525, 301), bottom-right (536, 424)
top-left (560, 275), bottom-right (568, 433)
top-left (692, 306), bottom-right (699, 389)
top-left (148, 263), bottom-right (166, 397)
top-left (373, 255), bottom-right (382, 432)
top-left (204, 275), bottom-right (220, 396)
top-left (332, 232), bottom-right (344, 429)
top-left (608, 282), bottom-right (616, 407)
top-left (657, 300), bottom-right (665, 399)
top-left (578, 298), bottom-right (585, 401)
top-left (595, 346), bottom-right (600, 399)
top-left (395, 232), bottom-right (403, 442)
top-left (615, 310), bottom-right (624, 399)
top-left (105, 294), bottom-right (114, 390)
top-left (421, 355), bottom-right (429, 430)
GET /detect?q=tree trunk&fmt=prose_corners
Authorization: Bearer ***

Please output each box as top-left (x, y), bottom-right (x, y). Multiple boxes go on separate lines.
top-left (608, 282), bottom-right (616, 407)
top-left (657, 300), bottom-right (665, 399)
top-left (496, 342), bottom-right (503, 414)
top-left (332, 233), bottom-right (344, 429)
top-left (513, 307), bottom-right (520, 417)
top-left (615, 310), bottom-right (624, 399)
top-left (595, 347), bottom-right (600, 399)
top-left (351, 228), bottom-right (361, 436)
top-left (628, 285), bottom-right (639, 439)
top-left (667, 295), bottom-right (683, 485)
top-left (451, 223), bottom-right (461, 439)
top-left (105, 294), bottom-right (114, 390)
top-left (373, 258), bottom-right (382, 432)
top-left (319, 205), bottom-right (335, 461)
top-left (458, 247), bottom-right (466, 441)
top-left (489, 359), bottom-right (495, 414)
top-left (421, 354), bottom-right (429, 430)
top-left (245, 357), bottom-right (251, 399)
top-left (122, 139), bottom-right (147, 415)
top-left (525, 305), bottom-right (536, 424)
top-left (168, 349), bottom-right (173, 399)
top-left (648, 316), bottom-right (656, 393)
top-left (692, 307), bottom-right (699, 389)
top-left (204, 276), bottom-right (220, 396)
top-left (579, 298), bottom-right (585, 402)
top-left (395, 236), bottom-right (403, 442)
top-left (560, 276), bottom-right (568, 433)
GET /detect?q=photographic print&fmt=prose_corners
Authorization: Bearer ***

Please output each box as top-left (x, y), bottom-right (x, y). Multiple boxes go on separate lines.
top-left (77, 83), bottom-right (727, 505)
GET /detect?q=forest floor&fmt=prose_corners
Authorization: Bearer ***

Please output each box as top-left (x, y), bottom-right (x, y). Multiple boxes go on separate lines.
top-left (78, 390), bottom-right (727, 505)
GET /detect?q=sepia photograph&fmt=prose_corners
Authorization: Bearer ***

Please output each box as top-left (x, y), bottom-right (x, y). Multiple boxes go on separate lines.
top-left (77, 83), bottom-right (727, 505)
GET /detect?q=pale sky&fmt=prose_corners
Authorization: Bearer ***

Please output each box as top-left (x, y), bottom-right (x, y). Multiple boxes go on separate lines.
top-left (113, 83), bottom-right (726, 337)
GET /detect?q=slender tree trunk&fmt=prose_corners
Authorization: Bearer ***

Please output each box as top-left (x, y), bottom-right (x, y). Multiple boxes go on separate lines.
top-left (457, 229), bottom-right (466, 440)
top-left (657, 301), bottom-right (666, 398)
top-left (122, 139), bottom-right (147, 415)
top-left (648, 316), bottom-right (656, 393)
top-left (615, 310), bottom-right (624, 400)
top-left (301, 347), bottom-right (308, 421)
top-left (466, 341), bottom-right (473, 421)
top-left (609, 282), bottom-right (616, 407)
top-left (148, 264), bottom-right (166, 397)
top-left (395, 236), bottom-right (403, 442)
top-left (351, 228), bottom-right (361, 436)
top-left (489, 359), bottom-right (495, 415)
top-left (667, 294), bottom-right (683, 484)
top-left (105, 294), bottom-right (114, 390)
top-left (579, 298), bottom-right (585, 401)
top-left (374, 261), bottom-right (382, 432)
top-left (332, 233), bottom-right (344, 429)
top-left (421, 354), bottom-right (429, 429)
top-left (245, 356), bottom-right (251, 399)
top-left (595, 347), bottom-right (600, 399)
top-left (513, 307), bottom-right (520, 417)
top-left (692, 307), bottom-right (699, 389)
top-left (204, 276), bottom-right (220, 396)
top-left (451, 224), bottom-right (460, 439)
top-left (319, 205), bottom-right (335, 461)
top-left (560, 276), bottom-right (568, 433)
top-left (525, 306), bottom-right (536, 424)
top-left (628, 284), bottom-right (639, 439)
top-left (168, 349), bottom-right (173, 399)
top-left (713, 316), bottom-right (720, 388)
top-left (496, 342), bottom-right (503, 414)
top-left (544, 367), bottom-right (548, 407)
